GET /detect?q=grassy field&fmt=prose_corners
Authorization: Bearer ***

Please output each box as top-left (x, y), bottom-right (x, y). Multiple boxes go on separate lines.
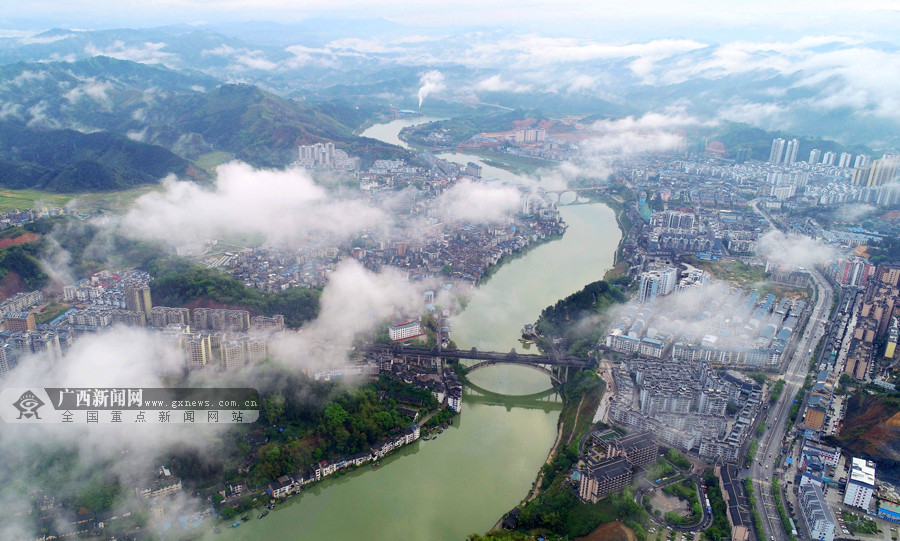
top-left (195, 151), bottom-right (235, 172)
top-left (688, 256), bottom-right (766, 288)
top-left (0, 186), bottom-right (167, 213)
top-left (0, 190), bottom-right (73, 211)
top-left (470, 150), bottom-right (554, 176)
top-left (34, 302), bottom-right (72, 325)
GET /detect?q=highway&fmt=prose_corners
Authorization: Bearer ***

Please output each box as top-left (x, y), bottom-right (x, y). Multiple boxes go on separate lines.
top-left (749, 266), bottom-right (834, 541)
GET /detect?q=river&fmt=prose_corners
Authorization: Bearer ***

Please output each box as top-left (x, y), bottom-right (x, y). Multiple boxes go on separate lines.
top-left (215, 120), bottom-right (620, 541)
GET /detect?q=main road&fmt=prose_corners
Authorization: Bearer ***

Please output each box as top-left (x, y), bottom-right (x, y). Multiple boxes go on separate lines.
top-left (749, 265), bottom-right (833, 541)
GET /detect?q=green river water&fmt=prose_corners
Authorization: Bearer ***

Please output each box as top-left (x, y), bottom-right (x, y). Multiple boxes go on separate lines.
top-left (214, 122), bottom-right (620, 541)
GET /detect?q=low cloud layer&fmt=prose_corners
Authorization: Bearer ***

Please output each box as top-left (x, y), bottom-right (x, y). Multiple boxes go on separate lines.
top-left (755, 230), bottom-right (837, 269)
top-left (121, 161), bottom-right (385, 246)
top-left (436, 179), bottom-right (521, 224)
top-left (269, 259), bottom-right (428, 370)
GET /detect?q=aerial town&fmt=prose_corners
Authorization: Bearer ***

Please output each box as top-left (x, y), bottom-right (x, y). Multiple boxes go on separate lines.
top-left (1, 114), bottom-right (900, 541)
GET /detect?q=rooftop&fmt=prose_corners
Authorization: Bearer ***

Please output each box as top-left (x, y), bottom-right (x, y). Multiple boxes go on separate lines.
top-left (849, 457), bottom-right (876, 487)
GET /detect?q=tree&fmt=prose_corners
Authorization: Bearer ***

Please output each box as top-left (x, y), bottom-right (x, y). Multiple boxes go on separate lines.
top-left (324, 402), bottom-right (349, 428)
top-left (262, 392), bottom-right (285, 425)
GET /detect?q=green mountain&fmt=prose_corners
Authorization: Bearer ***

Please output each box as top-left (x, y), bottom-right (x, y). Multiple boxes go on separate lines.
top-left (0, 58), bottom-right (407, 172)
top-left (0, 121), bottom-right (196, 192)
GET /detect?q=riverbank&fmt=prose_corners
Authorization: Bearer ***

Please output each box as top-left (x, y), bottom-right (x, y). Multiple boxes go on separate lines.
top-left (596, 193), bottom-right (631, 267)
top-left (519, 375), bottom-right (606, 506)
top-left (479, 231), bottom-right (564, 286)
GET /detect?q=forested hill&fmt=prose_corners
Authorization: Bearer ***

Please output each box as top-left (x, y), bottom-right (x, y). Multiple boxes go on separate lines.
top-left (534, 279), bottom-right (626, 356)
top-left (0, 121), bottom-right (197, 192)
top-left (149, 267), bottom-right (320, 328)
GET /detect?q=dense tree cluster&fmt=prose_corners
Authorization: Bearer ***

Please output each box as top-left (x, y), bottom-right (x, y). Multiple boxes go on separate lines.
top-left (534, 279), bottom-right (626, 356)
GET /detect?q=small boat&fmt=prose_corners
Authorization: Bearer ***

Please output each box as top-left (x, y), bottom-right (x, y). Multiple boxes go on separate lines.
top-left (372, 462), bottom-right (380, 468)
top-left (241, 516), bottom-right (249, 522)
top-left (258, 510), bottom-right (269, 519)
top-left (438, 429), bottom-right (443, 434)
top-left (231, 522), bottom-right (241, 528)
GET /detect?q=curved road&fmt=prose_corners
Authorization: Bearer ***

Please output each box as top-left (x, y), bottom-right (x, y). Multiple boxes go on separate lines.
top-left (635, 475), bottom-right (713, 533)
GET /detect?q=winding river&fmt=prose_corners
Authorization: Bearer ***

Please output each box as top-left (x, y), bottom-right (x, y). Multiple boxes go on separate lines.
top-left (215, 118), bottom-right (620, 541)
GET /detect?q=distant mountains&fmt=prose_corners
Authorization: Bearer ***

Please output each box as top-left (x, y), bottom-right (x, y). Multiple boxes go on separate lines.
top-left (0, 56), bottom-right (408, 191)
top-left (0, 24), bottom-right (897, 191)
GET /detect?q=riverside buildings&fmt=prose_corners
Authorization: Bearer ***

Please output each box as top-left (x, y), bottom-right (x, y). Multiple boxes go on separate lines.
top-left (578, 431), bottom-right (657, 503)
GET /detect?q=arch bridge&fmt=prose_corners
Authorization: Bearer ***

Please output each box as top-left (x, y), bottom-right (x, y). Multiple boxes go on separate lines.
top-left (465, 358), bottom-right (562, 384)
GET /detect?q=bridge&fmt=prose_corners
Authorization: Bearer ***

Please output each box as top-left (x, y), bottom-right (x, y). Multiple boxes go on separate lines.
top-left (365, 343), bottom-right (594, 382)
top-left (539, 186), bottom-right (605, 195)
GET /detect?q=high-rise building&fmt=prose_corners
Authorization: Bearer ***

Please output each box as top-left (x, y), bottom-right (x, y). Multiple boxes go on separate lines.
top-left (0, 345), bottom-right (10, 378)
top-left (854, 154), bottom-right (872, 168)
top-left (822, 151), bottom-right (836, 166)
top-left (784, 138), bottom-right (800, 165)
top-left (298, 142), bottom-right (335, 167)
top-left (868, 155), bottom-right (900, 187)
top-left (182, 333), bottom-right (212, 369)
top-left (3, 312), bottom-right (35, 332)
top-left (125, 285), bottom-right (152, 319)
top-left (839, 152), bottom-right (852, 168)
top-left (150, 307), bottom-right (191, 328)
top-left (220, 340), bottom-right (245, 371)
top-left (638, 268), bottom-right (677, 304)
top-left (250, 315), bottom-right (285, 332)
top-left (192, 308), bottom-right (250, 331)
top-left (851, 167), bottom-right (871, 186)
top-left (844, 457), bottom-right (876, 510)
top-left (241, 336), bottom-right (267, 364)
top-left (808, 148), bottom-right (821, 164)
top-left (768, 138), bottom-right (786, 164)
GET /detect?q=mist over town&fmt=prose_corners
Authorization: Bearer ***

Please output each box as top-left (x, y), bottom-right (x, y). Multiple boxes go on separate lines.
top-left (0, 2), bottom-right (899, 541)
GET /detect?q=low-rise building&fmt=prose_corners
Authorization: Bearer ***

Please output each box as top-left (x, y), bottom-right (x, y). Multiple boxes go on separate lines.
top-left (388, 320), bottom-right (424, 342)
top-left (268, 475), bottom-right (295, 498)
top-left (878, 501), bottom-right (900, 524)
top-left (798, 483), bottom-right (836, 541)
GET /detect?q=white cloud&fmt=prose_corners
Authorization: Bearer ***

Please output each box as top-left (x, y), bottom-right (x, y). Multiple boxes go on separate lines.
top-left (474, 74), bottom-right (532, 93)
top-left (437, 179), bottom-right (521, 223)
top-left (121, 161), bottom-right (386, 246)
top-left (18, 32), bottom-right (74, 44)
top-left (63, 79), bottom-right (114, 107)
top-left (84, 40), bottom-right (179, 67)
top-left (717, 100), bottom-right (791, 130)
top-left (269, 260), bottom-right (425, 370)
top-left (755, 230), bottom-right (837, 269)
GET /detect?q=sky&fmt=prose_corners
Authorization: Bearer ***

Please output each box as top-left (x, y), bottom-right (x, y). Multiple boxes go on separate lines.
top-left (3, 0), bottom-right (900, 42)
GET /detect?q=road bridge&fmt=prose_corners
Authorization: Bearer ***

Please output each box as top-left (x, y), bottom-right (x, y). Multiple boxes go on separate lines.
top-left (366, 343), bottom-right (594, 383)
